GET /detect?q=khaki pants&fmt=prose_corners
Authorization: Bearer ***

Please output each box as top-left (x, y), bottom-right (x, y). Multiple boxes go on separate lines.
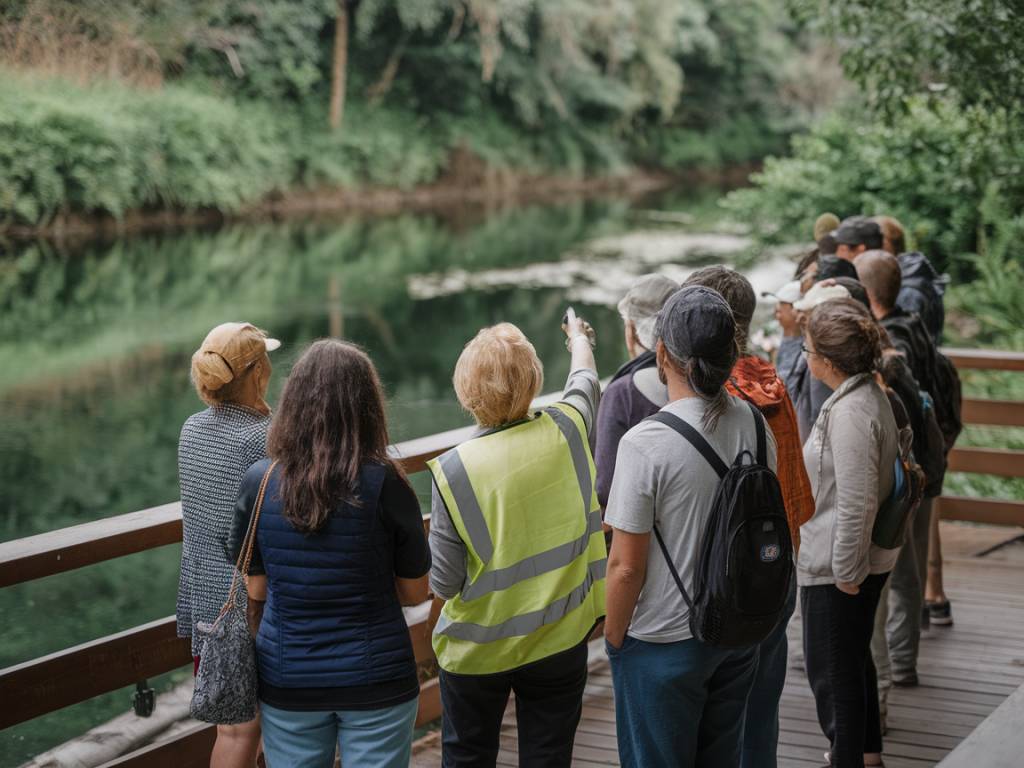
top-left (872, 497), bottom-right (935, 713)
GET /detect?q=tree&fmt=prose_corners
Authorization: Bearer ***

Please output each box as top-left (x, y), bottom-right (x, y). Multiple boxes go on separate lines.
top-left (787, 0), bottom-right (1024, 119)
top-left (329, 0), bottom-right (349, 129)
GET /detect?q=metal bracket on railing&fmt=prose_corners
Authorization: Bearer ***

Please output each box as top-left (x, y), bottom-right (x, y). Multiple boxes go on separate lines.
top-left (132, 680), bottom-right (155, 717)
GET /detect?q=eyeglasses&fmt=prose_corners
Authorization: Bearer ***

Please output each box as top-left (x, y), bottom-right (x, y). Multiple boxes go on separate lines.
top-left (800, 343), bottom-right (820, 358)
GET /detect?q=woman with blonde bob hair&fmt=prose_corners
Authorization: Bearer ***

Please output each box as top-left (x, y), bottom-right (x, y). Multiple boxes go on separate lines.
top-left (428, 315), bottom-right (607, 767)
top-left (177, 322), bottom-right (279, 767)
top-left (452, 322), bottom-right (545, 427)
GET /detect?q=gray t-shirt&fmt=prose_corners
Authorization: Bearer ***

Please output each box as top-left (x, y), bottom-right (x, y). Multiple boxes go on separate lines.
top-left (604, 395), bottom-right (778, 643)
top-left (429, 367), bottom-right (601, 600)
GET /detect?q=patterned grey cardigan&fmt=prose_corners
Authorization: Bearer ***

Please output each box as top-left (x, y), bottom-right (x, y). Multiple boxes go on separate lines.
top-left (176, 404), bottom-right (269, 655)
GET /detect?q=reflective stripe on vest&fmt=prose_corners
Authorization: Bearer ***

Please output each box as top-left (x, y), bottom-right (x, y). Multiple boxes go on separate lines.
top-left (427, 402), bottom-right (607, 674)
top-left (434, 559), bottom-right (606, 643)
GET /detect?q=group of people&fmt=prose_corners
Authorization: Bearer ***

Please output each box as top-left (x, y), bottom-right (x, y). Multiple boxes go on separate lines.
top-left (175, 214), bottom-right (958, 768)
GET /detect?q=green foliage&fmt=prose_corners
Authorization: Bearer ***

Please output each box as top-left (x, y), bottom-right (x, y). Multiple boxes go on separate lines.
top-left (290, 102), bottom-right (451, 189)
top-left (355, 0), bottom-right (686, 126)
top-left (0, 0), bottom-right (812, 224)
top-left (631, 0), bottom-right (811, 169)
top-left (787, 0), bottom-right (1024, 119)
top-left (0, 73), bottom-right (293, 224)
top-left (947, 185), bottom-right (1024, 349)
top-left (188, 0), bottom-right (335, 101)
top-left (722, 99), bottom-right (1024, 278)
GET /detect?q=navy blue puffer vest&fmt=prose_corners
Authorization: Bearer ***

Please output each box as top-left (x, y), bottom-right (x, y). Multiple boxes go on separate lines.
top-left (252, 460), bottom-right (416, 689)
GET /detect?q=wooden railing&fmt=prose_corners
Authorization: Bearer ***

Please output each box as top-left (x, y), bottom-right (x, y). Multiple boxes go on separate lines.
top-left (0, 350), bottom-right (1021, 766)
top-left (935, 349), bottom-right (1024, 526)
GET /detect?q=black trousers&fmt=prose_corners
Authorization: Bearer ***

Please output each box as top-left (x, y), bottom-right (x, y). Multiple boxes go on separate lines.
top-left (802, 573), bottom-right (889, 768)
top-left (439, 640), bottom-right (588, 768)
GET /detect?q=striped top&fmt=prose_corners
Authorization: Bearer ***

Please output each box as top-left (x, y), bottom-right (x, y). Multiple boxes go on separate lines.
top-left (176, 404), bottom-right (270, 654)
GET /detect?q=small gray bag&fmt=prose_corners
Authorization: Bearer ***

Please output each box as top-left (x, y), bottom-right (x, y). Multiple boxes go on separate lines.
top-left (190, 461), bottom-right (276, 724)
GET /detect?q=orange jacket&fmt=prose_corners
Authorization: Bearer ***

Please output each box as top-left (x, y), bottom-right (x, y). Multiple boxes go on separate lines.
top-left (728, 356), bottom-right (815, 552)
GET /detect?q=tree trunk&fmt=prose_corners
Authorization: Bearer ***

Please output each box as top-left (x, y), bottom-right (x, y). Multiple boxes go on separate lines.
top-left (329, 0), bottom-right (349, 130)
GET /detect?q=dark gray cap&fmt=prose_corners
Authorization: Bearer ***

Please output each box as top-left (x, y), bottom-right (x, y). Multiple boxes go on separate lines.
top-left (656, 285), bottom-right (736, 361)
top-left (833, 216), bottom-right (883, 248)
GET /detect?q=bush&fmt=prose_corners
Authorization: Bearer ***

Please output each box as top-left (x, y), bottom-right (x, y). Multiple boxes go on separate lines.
top-left (0, 73), bottom-right (293, 225)
top-left (722, 99), bottom-right (1024, 279)
top-left (947, 184), bottom-right (1024, 349)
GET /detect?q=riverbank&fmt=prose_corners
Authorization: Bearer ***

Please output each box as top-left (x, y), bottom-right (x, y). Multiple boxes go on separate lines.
top-left (0, 164), bottom-right (685, 241)
top-left (0, 65), bottom-right (778, 242)
top-left (1, 151), bottom-right (755, 242)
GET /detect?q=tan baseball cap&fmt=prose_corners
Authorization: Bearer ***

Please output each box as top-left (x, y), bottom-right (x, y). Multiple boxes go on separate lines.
top-left (197, 322), bottom-right (280, 377)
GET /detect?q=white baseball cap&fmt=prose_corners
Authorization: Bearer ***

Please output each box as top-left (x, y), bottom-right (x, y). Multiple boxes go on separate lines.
top-left (793, 283), bottom-right (850, 312)
top-left (761, 280), bottom-right (802, 305)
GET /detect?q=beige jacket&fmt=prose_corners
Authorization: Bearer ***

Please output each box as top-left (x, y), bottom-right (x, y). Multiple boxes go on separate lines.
top-left (798, 373), bottom-right (900, 587)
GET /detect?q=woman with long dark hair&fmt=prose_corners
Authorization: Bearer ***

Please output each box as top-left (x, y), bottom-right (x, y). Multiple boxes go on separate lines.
top-left (228, 340), bottom-right (430, 768)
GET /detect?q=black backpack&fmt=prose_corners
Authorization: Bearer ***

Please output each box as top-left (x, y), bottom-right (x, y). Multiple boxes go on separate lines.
top-left (649, 402), bottom-right (793, 648)
top-left (931, 350), bottom-right (963, 454)
top-left (884, 311), bottom-right (963, 454)
top-left (897, 251), bottom-right (947, 343)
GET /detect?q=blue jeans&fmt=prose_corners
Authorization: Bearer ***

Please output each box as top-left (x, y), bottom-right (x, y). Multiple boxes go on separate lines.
top-left (741, 579), bottom-right (797, 768)
top-left (608, 634), bottom-right (757, 768)
top-left (260, 698), bottom-right (418, 768)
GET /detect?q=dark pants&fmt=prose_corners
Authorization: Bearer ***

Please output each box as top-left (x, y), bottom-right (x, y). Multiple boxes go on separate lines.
top-left (802, 573), bottom-right (889, 768)
top-left (439, 641), bottom-right (588, 768)
top-left (742, 578), bottom-right (797, 768)
top-left (609, 634), bottom-right (757, 768)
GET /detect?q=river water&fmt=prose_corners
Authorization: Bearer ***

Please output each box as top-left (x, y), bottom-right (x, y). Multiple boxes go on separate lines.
top-left (0, 188), bottom-right (796, 764)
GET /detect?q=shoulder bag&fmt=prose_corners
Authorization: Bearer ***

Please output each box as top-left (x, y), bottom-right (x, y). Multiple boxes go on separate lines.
top-left (190, 460), bottom-right (277, 724)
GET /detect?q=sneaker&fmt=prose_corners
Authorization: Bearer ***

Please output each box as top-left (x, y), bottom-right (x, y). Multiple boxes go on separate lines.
top-left (928, 599), bottom-right (953, 626)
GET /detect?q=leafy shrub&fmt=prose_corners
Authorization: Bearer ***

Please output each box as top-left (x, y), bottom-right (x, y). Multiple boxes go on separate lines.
top-left (0, 72), bottom-right (293, 225)
top-left (947, 184), bottom-right (1024, 349)
top-left (722, 99), bottom-right (1024, 279)
top-left (290, 102), bottom-right (449, 189)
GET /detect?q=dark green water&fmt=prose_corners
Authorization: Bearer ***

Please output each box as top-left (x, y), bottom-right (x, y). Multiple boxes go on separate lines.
top-left (0, 190), bottom-right (754, 764)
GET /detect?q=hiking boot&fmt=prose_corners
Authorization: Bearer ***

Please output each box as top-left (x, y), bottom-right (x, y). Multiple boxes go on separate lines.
top-left (928, 599), bottom-right (953, 626)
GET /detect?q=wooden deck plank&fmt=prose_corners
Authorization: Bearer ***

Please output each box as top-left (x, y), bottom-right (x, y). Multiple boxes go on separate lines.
top-left (409, 523), bottom-right (1024, 766)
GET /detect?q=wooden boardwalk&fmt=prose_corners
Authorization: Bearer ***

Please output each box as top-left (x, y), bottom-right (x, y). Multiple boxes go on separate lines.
top-left (412, 522), bottom-right (1024, 767)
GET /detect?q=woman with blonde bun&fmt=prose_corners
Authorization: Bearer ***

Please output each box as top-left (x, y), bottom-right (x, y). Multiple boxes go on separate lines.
top-left (177, 322), bottom-right (279, 768)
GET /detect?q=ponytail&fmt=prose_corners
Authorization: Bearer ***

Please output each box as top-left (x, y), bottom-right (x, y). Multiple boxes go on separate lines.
top-left (686, 338), bottom-right (740, 431)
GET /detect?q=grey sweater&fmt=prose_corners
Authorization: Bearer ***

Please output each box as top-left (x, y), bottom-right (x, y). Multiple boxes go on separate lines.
top-left (798, 374), bottom-right (901, 587)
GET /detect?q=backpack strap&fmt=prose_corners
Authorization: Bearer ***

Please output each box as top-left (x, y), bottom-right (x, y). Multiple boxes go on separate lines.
top-left (647, 411), bottom-right (729, 479)
top-left (730, 379), bottom-right (768, 467)
top-left (747, 401), bottom-right (767, 467)
top-left (652, 523), bottom-right (696, 617)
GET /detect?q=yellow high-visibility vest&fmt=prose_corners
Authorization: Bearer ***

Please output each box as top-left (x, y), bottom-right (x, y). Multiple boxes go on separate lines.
top-left (427, 403), bottom-right (607, 675)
